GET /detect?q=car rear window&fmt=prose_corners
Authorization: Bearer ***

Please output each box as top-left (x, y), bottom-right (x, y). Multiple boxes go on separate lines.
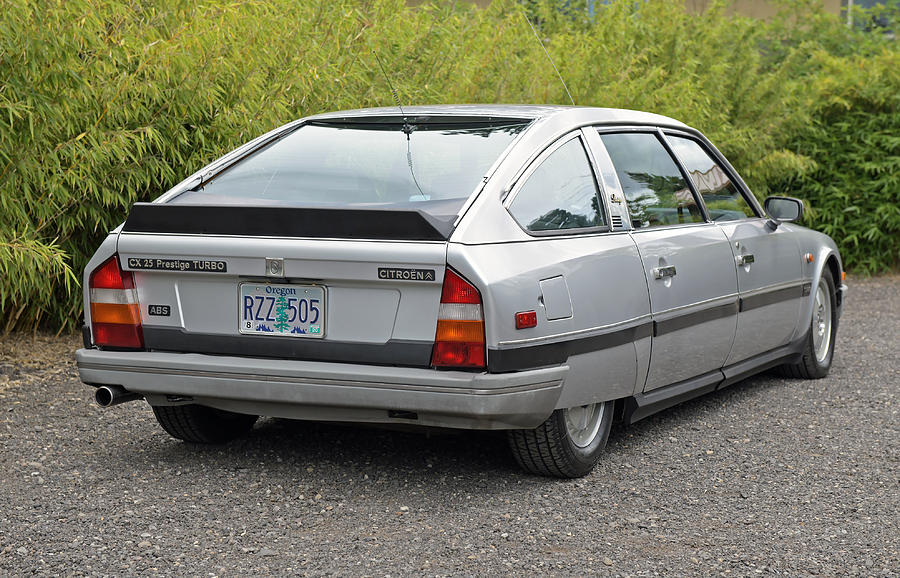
top-left (174, 118), bottom-right (530, 222)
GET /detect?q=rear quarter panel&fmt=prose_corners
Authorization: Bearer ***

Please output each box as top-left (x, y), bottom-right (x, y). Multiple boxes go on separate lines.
top-left (448, 233), bottom-right (651, 407)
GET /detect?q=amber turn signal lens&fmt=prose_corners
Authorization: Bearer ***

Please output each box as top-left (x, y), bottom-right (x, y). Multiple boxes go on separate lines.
top-left (90, 302), bottom-right (141, 325)
top-left (435, 319), bottom-right (485, 343)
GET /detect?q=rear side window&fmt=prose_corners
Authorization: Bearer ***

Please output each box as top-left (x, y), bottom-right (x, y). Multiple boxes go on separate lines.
top-left (599, 132), bottom-right (704, 229)
top-left (665, 135), bottom-right (757, 221)
top-left (508, 137), bottom-right (606, 233)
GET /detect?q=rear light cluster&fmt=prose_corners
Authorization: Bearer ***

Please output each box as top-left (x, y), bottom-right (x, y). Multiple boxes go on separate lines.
top-left (89, 255), bottom-right (144, 349)
top-left (431, 269), bottom-right (485, 369)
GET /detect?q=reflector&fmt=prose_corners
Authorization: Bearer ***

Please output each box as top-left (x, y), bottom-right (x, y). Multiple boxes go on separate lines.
top-left (515, 310), bottom-right (537, 330)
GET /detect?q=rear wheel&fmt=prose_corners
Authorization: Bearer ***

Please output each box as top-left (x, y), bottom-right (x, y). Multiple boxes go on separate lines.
top-left (780, 269), bottom-right (837, 379)
top-left (151, 404), bottom-right (258, 443)
top-left (507, 401), bottom-right (614, 478)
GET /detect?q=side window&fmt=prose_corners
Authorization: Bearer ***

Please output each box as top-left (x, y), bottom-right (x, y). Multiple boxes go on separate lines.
top-left (508, 137), bottom-right (605, 233)
top-left (666, 135), bottom-right (758, 221)
top-left (599, 132), bottom-right (704, 229)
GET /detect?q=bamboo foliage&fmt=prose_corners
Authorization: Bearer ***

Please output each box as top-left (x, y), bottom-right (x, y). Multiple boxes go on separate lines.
top-left (0, 0), bottom-right (897, 331)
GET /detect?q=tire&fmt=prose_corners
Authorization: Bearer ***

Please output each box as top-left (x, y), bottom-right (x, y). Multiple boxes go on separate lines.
top-left (780, 268), bottom-right (838, 379)
top-left (151, 404), bottom-right (258, 443)
top-left (507, 401), bottom-right (614, 478)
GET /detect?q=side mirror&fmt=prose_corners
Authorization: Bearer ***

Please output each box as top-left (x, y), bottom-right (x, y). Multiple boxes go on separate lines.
top-left (764, 196), bottom-right (804, 223)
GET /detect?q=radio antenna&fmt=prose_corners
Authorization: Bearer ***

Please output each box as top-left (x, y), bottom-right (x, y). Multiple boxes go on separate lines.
top-left (520, 12), bottom-right (576, 106)
top-left (372, 50), bottom-right (427, 200)
top-left (372, 50), bottom-right (413, 136)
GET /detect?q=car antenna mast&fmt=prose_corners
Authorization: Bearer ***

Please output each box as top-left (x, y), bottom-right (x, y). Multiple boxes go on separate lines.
top-left (521, 11), bottom-right (576, 106)
top-left (373, 50), bottom-right (414, 137)
top-left (372, 50), bottom-right (427, 200)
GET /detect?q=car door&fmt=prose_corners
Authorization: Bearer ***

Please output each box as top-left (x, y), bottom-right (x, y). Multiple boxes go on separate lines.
top-left (664, 132), bottom-right (804, 365)
top-left (594, 129), bottom-right (739, 392)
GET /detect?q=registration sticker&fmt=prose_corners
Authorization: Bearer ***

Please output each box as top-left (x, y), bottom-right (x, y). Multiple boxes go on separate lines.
top-left (239, 283), bottom-right (325, 338)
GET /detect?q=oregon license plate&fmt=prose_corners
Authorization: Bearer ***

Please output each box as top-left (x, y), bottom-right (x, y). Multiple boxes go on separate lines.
top-left (239, 283), bottom-right (325, 338)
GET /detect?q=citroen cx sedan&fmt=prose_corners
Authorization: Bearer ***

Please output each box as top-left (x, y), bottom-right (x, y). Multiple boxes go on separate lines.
top-left (76, 105), bottom-right (845, 477)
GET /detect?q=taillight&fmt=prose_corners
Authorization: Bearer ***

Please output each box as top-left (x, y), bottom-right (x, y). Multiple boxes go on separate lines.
top-left (89, 255), bottom-right (144, 349)
top-left (431, 269), bottom-right (485, 369)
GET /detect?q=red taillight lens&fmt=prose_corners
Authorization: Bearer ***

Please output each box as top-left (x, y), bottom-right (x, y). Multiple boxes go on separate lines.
top-left (431, 269), bottom-right (485, 369)
top-left (89, 255), bottom-right (144, 349)
top-left (440, 270), bottom-right (482, 304)
top-left (90, 256), bottom-right (134, 290)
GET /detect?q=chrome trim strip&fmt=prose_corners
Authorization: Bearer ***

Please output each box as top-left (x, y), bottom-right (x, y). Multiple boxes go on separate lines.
top-left (497, 314), bottom-right (652, 348)
top-left (740, 279), bottom-right (805, 298)
top-left (652, 293), bottom-right (740, 319)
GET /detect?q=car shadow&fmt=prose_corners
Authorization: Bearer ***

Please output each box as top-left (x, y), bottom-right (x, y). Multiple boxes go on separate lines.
top-left (110, 370), bottom-right (789, 488)
top-left (606, 370), bottom-right (786, 446)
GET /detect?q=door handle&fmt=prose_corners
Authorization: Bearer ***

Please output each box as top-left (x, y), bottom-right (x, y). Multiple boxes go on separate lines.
top-left (736, 254), bottom-right (755, 266)
top-left (652, 265), bottom-right (677, 280)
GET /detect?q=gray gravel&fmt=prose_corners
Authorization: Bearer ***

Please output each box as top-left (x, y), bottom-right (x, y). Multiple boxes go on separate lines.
top-left (1, 275), bottom-right (897, 576)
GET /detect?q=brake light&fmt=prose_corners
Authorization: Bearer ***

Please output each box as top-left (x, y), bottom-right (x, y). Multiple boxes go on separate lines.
top-left (89, 255), bottom-right (144, 349)
top-left (431, 269), bottom-right (485, 369)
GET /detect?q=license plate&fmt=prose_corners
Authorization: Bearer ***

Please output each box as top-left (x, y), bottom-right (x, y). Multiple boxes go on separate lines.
top-left (239, 283), bottom-right (325, 338)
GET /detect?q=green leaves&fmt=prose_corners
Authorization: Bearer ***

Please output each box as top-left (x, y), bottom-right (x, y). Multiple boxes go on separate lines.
top-left (771, 48), bottom-right (900, 274)
top-left (0, 229), bottom-right (77, 335)
top-left (1, 0), bottom-right (897, 332)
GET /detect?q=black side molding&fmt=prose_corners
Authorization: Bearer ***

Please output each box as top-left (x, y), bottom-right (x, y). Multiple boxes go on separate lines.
top-left (653, 300), bottom-right (738, 337)
top-left (487, 322), bottom-right (653, 373)
top-left (739, 284), bottom-right (804, 313)
top-left (122, 203), bottom-right (454, 241)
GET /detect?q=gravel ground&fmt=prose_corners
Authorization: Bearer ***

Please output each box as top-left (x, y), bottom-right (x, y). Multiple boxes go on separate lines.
top-left (0, 275), bottom-right (897, 576)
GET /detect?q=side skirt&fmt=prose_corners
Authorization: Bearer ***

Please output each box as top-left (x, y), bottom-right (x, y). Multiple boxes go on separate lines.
top-left (621, 333), bottom-right (807, 425)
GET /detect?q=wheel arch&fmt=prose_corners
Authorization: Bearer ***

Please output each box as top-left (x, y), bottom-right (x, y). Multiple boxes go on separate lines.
top-left (824, 253), bottom-right (844, 311)
top-left (796, 245), bottom-right (844, 343)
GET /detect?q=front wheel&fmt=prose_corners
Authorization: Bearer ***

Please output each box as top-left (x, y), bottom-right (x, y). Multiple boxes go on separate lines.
top-left (780, 269), bottom-right (838, 379)
top-left (507, 401), bottom-right (614, 478)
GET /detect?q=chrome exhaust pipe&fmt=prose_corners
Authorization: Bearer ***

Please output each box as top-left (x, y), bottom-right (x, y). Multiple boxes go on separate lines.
top-left (94, 385), bottom-right (141, 407)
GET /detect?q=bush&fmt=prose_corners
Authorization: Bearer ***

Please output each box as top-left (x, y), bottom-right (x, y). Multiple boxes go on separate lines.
top-left (0, 0), bottom-right (897, 332)
top-left (770, 50), bottom-right (900, 272)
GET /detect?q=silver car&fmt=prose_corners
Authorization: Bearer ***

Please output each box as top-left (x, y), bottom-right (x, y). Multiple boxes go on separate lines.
top-left (75, 105), bottom-right (846, 477)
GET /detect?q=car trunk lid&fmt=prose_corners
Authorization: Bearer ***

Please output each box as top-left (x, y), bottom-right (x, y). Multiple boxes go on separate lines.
top-left (115, 204), bottom-right (448, 367)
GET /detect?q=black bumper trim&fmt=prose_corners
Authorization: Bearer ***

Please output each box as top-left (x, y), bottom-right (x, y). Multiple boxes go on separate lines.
top-left (141, 327), bottom-right (434, 368)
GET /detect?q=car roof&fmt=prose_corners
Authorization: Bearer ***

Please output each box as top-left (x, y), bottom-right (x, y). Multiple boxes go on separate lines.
top-left (307, 104), bottom-right (688, 129)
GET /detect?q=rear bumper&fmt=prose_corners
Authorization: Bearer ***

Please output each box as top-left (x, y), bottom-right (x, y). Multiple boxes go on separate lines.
top-left (75, 349), bottom-right (566, 430)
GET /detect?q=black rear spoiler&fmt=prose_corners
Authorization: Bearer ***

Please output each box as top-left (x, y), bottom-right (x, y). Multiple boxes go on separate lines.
top-left (121, 203), bottom-right (454, 241)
